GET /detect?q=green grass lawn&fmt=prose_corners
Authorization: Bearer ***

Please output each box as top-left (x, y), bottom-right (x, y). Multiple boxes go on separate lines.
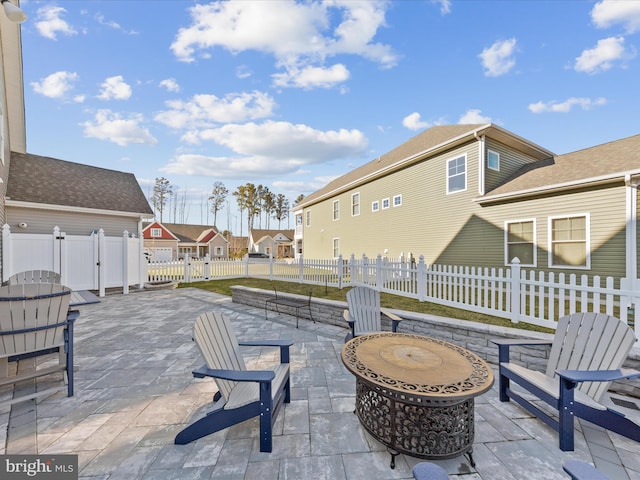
top-left (180, 278), bottom-right (554, 334)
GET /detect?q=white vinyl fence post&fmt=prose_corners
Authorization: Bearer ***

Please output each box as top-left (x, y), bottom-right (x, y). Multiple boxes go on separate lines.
top-left (204, 254), bottom-right (211, 280)
top-left (122, 230), bottom-right (129, 295)
top-left (509, 257), bottom-right (521, 323)
top-left (376, 254), bottom-right (382, 290)
top-left (184, 253), bottom-right (191, 283)
top-left (98, 229), bottom-right (106, 297)
top-left (338, 254), bottom-right (343, 289)
top-left (298, 255), bottom-right (304, 283)
top-left (2, 224), bottom-right (11, 282)
top-left (417, 255), bottom-right (426, 302)
top-left (349, 253), bottom-right (356, 287)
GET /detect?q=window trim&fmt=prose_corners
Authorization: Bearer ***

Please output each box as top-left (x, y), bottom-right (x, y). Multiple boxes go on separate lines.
top-left (150, 228), bottom-right (162, 238)
top-left (351, 192), bottom-right (360, 217)
top-left (332, 237), bottom-right (340, 259)
top-left (548, 213), bottom-right (591, 270)
top-left (446, 154), bottom-right (467, 194)
top-left (488, 149), bottom-right (500, 171)
top-left (332, 199), bottom-right (340, 221)
top-left (393, 194), bottom-right (402, 207)
top-left (371, 200), bottom-right (379, 212)
top-left (504, 218), bottom-right (536, 267)
top-left (305, 210), bottom-right (311, 227)
top-left (382, 197), bottom-right (390, 209)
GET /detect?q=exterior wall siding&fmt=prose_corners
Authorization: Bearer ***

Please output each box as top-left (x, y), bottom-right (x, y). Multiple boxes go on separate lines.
top-left (484, 138), bottom-right (541, 193)
top-left (6, 206), bottom-right (140, 237)
top-left (302, 138), bottom-right (630, 280)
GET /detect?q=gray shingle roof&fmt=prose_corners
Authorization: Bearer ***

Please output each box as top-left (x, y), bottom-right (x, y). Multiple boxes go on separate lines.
top-left (7, 152), bottom-right (153, 215)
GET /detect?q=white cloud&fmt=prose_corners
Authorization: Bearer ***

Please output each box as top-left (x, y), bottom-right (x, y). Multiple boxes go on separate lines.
top-left (458, 109), bottom-right (492, 124)
top-left (35, 6), bottom-right (77, 40)
top-left (591, 0), bottom-right (640, 33)
top-left (97, 76), bottom-right (132, 100)
top-left (574, 36), bottom-right (633, 74)
top-left (272, 64), bottom-right (350, 89)
top-left (95, 14), bottom-right (138, 35)
top-left (528, 97), bottom-right (607, 113)
top-left (159, 78), bottom-right (180, 93)
top-left (170, 0), bottom-right (397, 89)
top-left (162, 121), bottom-right (368, 178)
top-left (479, 38), bottom-right (517, 77)
top-left (30, 71), bottom-right (79, 99)
top-left (154, 91), bottom-right (276, 130)
top-left (402, 112), bottom-right (430, 131)
top-left (432, 0), bottom-right (452, 15)
top-left (81, 109), bottom-right (158, 146)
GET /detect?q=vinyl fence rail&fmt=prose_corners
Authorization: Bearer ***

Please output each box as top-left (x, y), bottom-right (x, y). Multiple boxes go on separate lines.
top-left (147, 253), bottom-right (640, 337)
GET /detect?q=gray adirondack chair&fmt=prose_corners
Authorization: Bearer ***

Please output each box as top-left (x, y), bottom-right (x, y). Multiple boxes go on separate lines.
top-left (175, 311), bottom-right (292, 451)
top-left (0, 283), bottom-right (78, 406)
top-left (493, 312), bottom-right (640, 451)
top-left (8, 270), bottom-right (61, 285)
top-left (343, 286), bottom-right (402, 342)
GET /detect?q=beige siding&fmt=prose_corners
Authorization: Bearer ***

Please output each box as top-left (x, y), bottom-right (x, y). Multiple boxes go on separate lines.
top-left (484, 138), bottom-right (541, 193)
top-left (6, 206), bottom-right (140, 236)
top-left (303, 139), bottom-right (629, 279)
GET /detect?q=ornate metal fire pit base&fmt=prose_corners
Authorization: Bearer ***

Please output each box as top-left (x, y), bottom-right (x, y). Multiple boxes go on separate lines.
top-left (355, 379), bottom-right (475, 465)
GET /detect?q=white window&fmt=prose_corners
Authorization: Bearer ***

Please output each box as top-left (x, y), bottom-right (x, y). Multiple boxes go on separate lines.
top-left (393, 194), bottom-right (402, 207)
top-left (382, 198), bottom-right (390, 209)
top-left (214, 246), bottom-right (223, 256)
top-left (306, 210), bottom-right (311, 227)
top-left (296, 214), bottom-right (302, 226)
top-left (447, 155), bottom-right (467, 193)
top-left (333, 200), bottom-right (340, 221)
top-left (488, 150), bottom-right (500, 171)
top-left (333, 238), bottom-right (340, 258)
top-left (372, 200), bottom-right (379, 212)
top-left (150, 228), bottom-right (162, 237)
top-left (351, 192), bottom-right (360, 216)
top-left (549, 214), bottom-right (590, 269)
top-left (505, 219), bottom-right (536, 266)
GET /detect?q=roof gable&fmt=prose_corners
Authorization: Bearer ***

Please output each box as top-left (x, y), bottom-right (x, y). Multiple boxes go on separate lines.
top-left (142, 222), bottom-right (179, 240)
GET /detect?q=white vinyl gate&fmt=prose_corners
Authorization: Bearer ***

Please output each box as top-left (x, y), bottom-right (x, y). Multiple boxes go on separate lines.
top-left (2, 225), bottom-right (145, 295)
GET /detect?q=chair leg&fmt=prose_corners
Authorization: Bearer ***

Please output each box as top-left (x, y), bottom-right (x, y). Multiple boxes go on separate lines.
top-left (498, 370), bottom-right (510, 403)
top-left (559, 377), bottom-right (576, 451)
top-left (259, 382), bottom-right (273, 452)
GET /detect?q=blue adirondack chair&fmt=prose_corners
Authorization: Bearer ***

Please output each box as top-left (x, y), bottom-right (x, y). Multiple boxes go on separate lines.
top-left (174, 311), bottom-right (293, 452)
top-left (493, 312), bottom-right (640, 451)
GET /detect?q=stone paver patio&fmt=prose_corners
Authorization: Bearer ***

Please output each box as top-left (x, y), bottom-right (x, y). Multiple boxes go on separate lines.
top-left (1, 287), bottom-right (639, 479)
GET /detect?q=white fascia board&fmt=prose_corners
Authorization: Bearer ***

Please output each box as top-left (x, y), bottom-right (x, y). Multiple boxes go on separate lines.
top-left (475, 170), bottom-right (640, 204)
top-left (6, 199), bottom-right (153, 219)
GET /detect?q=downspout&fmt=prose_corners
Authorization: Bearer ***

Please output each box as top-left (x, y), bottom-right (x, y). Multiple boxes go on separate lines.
top-left (625, 174), bottom-right (637, 284)
top-left (475, 132), bottom-right (485, 195)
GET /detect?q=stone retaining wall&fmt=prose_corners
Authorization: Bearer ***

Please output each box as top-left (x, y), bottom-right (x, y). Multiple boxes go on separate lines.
top-left (231, 285), bottom-right (640, 398)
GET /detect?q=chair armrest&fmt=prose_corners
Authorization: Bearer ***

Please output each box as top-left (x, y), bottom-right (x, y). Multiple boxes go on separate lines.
top-left (67, 310), bottom-right (80, 322)
top-left (239, 340), bottom-right (292, 363)
top-left (492, 338), bottom-right (552, 363)
top-left (192, 365), bottom-right (276, 383)
top-left (381, 308), bottom-right (402, 332)
top-left (556, 368), bottom-right (640, 384)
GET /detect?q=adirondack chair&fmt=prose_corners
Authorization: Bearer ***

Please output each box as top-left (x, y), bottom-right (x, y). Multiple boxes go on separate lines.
top-left (174, 311), bottom-right (293, 451)
top-left (493, 312), bottom-right (640, 451)
top-left (343, 286), bottom-right (402, 342)
top-left (8, 270), bottom-right (61, 285)
top-left (0, 283), bottom-right (78, 406)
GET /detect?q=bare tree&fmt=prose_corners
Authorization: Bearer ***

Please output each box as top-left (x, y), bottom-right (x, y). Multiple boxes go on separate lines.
top-left (151, 177), bottom-right (172, 222)
top-left (209, 181), bottom-right (228, 228)
top-left (273, 193), bottom-right (289, 229)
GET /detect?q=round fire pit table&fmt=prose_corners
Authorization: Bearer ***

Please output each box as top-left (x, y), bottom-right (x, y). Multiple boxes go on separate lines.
top-left (341, 332), bottom-right (494, 468)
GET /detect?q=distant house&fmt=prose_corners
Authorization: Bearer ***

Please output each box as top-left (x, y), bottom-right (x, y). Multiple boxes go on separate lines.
top-left (143, 222), bottom-right (228, 260)
top-left (6, 153), bottom-right (153, 236)
top-left (294, 124), bottom-right (640, 282)
top-left (249, 229), bottom-right (295, 258)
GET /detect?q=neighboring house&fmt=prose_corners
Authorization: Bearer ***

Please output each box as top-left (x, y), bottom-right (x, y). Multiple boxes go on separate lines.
top-left (6, 153), bottom-right (153, 236)
top-left (294, 124), bottom-right (640, 282)
top-left (143, 222), bottom-right (228, 260)
top-left (249, 229), bottom-right (295, 258)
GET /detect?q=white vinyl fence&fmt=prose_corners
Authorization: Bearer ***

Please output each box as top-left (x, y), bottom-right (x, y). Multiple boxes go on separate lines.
top-left (2, 225), bottom-right (145, 296)
top-left (147, 253), bottom-right (640, 338)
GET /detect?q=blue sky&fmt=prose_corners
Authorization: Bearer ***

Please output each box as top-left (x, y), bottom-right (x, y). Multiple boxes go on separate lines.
top-left (18, 0), bottom-right (640, 231)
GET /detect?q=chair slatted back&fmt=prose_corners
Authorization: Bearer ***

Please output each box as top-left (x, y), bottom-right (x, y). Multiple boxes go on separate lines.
top-left (347, 286), bottom-right (382, 336)
top-left (8, 270), bottom-right (61, 285)
top-left (546, 312), bottom-right (636, 401)
top-left (193, 311), bottom-right (247, 401)
top-left (0, 283), bottom-right (71, 357)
